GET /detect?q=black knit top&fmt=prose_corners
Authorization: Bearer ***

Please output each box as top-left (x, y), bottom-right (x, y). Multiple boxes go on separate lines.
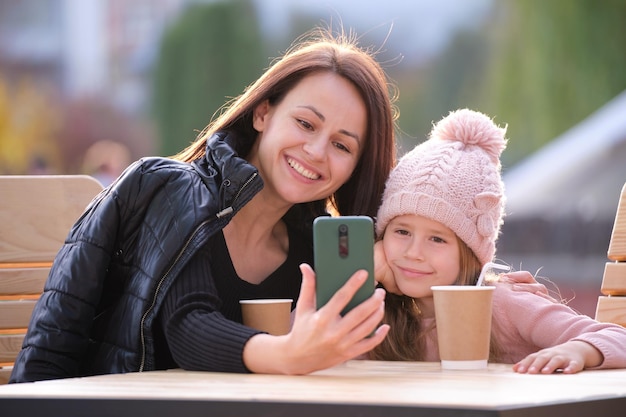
top-left (154, 225), bottom-right (312, 372)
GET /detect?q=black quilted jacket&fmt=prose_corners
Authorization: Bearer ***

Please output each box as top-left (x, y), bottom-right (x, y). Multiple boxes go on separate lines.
top-left (10, 132), bottom-right (263, 383)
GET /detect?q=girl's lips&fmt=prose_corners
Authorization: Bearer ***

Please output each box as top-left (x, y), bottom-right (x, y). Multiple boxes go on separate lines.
top-left (397, 265), bottom-right (431, 279)
top-left (286, 156), bottom-right (321, 180)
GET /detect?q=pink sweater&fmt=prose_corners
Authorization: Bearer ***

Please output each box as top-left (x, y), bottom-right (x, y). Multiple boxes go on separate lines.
top-left (417, 282), bottom-right (626, 369)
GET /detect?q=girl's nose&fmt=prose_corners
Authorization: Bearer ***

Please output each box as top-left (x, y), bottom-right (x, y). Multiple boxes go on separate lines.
top-left (404, 239), bottom-right (424, 260)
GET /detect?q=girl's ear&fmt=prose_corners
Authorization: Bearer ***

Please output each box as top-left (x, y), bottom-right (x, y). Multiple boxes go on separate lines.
top-left (252, 99), bottom-right (270, 132)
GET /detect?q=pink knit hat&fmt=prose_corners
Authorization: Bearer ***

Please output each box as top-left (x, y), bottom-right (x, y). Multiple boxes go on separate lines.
top-left (375, 109), bottom-right (507, 266)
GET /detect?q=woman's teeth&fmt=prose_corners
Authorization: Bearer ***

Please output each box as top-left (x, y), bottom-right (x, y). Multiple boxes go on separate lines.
top-left (288, 158), bottom-right (320, 180)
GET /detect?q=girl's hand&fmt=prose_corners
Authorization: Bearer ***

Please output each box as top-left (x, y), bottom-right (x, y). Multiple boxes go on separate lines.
top-left (374, 241), bottom-right (401, 294)
top-left (512, 340), bottom-right (603, 374)
top-left (242, 263), bottom-right (389, 375)
top-left (500, 271), bottom-right (558, 303)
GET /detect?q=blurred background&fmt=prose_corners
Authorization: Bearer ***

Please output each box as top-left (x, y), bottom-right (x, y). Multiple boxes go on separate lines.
top-left (1, 0), bottom-right (624, 317)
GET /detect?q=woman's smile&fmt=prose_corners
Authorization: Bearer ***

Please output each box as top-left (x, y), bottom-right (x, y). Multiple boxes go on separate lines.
top-left (286, 156), bottom-right (321, 181)
top-left (250, 71), bottom-right (366, 205)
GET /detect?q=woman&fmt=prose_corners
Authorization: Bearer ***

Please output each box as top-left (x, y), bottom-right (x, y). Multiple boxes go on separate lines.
top-left (10, 27), bottom-right (397, 383)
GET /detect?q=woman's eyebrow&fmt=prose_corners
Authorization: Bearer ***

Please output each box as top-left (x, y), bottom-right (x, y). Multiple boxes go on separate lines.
top-left (298, 104), bottom-right (325, 121)
top-left (297, 105), bottom-right (362, 143)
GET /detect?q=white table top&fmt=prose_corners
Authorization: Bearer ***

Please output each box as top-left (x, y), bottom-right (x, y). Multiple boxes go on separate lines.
top-left (1, 360), bottom-right (625, 417)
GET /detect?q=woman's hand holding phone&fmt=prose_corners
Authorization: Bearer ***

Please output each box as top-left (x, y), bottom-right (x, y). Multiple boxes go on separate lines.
top-left (242, 216), bottom-right (389, 375)
top-left (242, 263), bottom-right (388, 375)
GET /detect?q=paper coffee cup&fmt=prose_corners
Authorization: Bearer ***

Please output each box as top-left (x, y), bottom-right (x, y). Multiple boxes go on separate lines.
top-left (239, 299), bottom-right (293, 336)
top-left (431, 286), bottom-right (494, 370)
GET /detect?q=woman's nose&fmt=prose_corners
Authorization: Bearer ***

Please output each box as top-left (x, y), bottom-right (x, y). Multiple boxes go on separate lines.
top-left (302, 136), bottom-right (327, 161)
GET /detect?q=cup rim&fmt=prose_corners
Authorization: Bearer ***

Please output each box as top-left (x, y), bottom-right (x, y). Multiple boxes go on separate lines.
top-left (441, 359), bottom-right (488, 370)
top-left (239, 299), bottom-right (293, 304)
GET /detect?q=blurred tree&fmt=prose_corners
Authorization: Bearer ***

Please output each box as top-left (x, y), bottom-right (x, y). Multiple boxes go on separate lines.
top-left (153, 0), bottom-right (265, 156)
top-left (479, 0), bottom-right (626, 165)
top-left (392, 30), bottom-right (489, 154)
top-left (396, 0), bottom-right (626, 167)
top-left (0, 75), bottom-right (62, 174)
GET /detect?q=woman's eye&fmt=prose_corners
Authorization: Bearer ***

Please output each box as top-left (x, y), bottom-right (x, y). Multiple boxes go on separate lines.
top-left (297, 119), bottom-right (313, 130)
top-left (333, 142), bottom-right (351, 153)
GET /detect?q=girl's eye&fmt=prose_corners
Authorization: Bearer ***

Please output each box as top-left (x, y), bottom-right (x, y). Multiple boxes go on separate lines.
top-left (394, 229), bottom-right (410, 236)
top-left (431, 236), bottom-right (446, 244)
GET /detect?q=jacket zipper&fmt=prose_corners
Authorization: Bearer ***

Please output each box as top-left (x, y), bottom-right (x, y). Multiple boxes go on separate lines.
top-left (231, 172), bottom-right (257, 207)
top-left (138, 171), bottom-right (258, 371)
top-left (138, 223), bottom-right (201, 372)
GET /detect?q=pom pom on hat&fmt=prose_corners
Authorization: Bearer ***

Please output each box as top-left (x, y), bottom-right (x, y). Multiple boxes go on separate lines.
top-left (430, 108), bottom-right (507, 164)
top-left (375, 109), bottom-right (507, 266)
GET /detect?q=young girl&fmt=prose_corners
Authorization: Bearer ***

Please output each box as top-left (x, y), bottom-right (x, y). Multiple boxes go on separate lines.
top-left (370, 108), bottom-right (626, 374)
top-left (10, 27), bottom-right (395, 383)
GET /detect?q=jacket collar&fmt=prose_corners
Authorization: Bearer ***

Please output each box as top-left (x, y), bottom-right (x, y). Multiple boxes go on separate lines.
top-left (192, 131), bottom-right (263, 219)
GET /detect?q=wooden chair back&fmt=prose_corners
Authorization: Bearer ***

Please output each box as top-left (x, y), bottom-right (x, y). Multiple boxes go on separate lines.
top-left (0, 175), bottom-right (103, 384)
top-left (595, 182), bottom-right (626, 326)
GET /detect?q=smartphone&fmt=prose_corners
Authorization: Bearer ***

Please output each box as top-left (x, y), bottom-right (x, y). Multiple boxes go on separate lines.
top-left (313, 216), bottom-right (375, 316)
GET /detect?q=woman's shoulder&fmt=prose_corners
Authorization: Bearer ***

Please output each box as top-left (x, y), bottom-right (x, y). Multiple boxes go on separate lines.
top-left (103, 157), bottom-right (207, 218)
top-left (114, 157), bottom-right (204, 190)
top-left (134, 156), bottom-right (195, 176)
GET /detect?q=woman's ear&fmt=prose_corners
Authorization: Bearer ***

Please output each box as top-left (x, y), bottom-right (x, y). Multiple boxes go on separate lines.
top-left (252, 99), bottom-right (270, 132)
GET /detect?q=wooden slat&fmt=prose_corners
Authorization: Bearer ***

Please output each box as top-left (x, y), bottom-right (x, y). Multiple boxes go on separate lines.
top-left (595, 296), bottom-right (626, 326)
top-left (0, 262), bottom-right (52, 269)
top-left (0, 300), bottom-right (37, 330)
top-left (0, 367), bottom-right (12, 385)
top-left (0, 268), bottom-right (49, 295)
top-left (0, 175), bottom-right (103, 264)
top-left (600, 262), bottom-right (626, 296)
top-left (0, 175), bottom-right (104, 384)
top-left (608, 182), bottom-right (626, 261)
top-left (0, 333), bottom-right (24, 363)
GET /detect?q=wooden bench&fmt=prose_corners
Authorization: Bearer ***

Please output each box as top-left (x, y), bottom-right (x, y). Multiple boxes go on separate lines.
top-left (0, 175), bottom-right (103, 384)
top-left (595, 182), bottom-right (626, 326)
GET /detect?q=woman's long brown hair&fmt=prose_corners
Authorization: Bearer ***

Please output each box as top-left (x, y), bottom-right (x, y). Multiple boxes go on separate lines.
top-left (171, 26), bottom-right (398, 219)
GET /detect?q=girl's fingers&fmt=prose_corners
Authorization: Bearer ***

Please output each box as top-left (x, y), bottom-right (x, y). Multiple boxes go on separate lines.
top-left (502, 271), bottom-right (536, 283)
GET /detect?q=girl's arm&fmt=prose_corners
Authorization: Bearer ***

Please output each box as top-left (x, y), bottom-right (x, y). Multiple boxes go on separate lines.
top-left (512, 340), bottom-right (602, 374)
top-left (495, 285), bottom-right (626, 374)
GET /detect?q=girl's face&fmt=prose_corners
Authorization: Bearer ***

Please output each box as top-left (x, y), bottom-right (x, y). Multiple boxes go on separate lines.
top-left (249, 71), bottom-right (367, 206)
top-left (382, 214), bottom-right (461, 300)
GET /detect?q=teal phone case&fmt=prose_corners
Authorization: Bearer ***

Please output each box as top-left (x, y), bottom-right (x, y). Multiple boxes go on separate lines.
top-left (313, 216), bottom-right (375, 315)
